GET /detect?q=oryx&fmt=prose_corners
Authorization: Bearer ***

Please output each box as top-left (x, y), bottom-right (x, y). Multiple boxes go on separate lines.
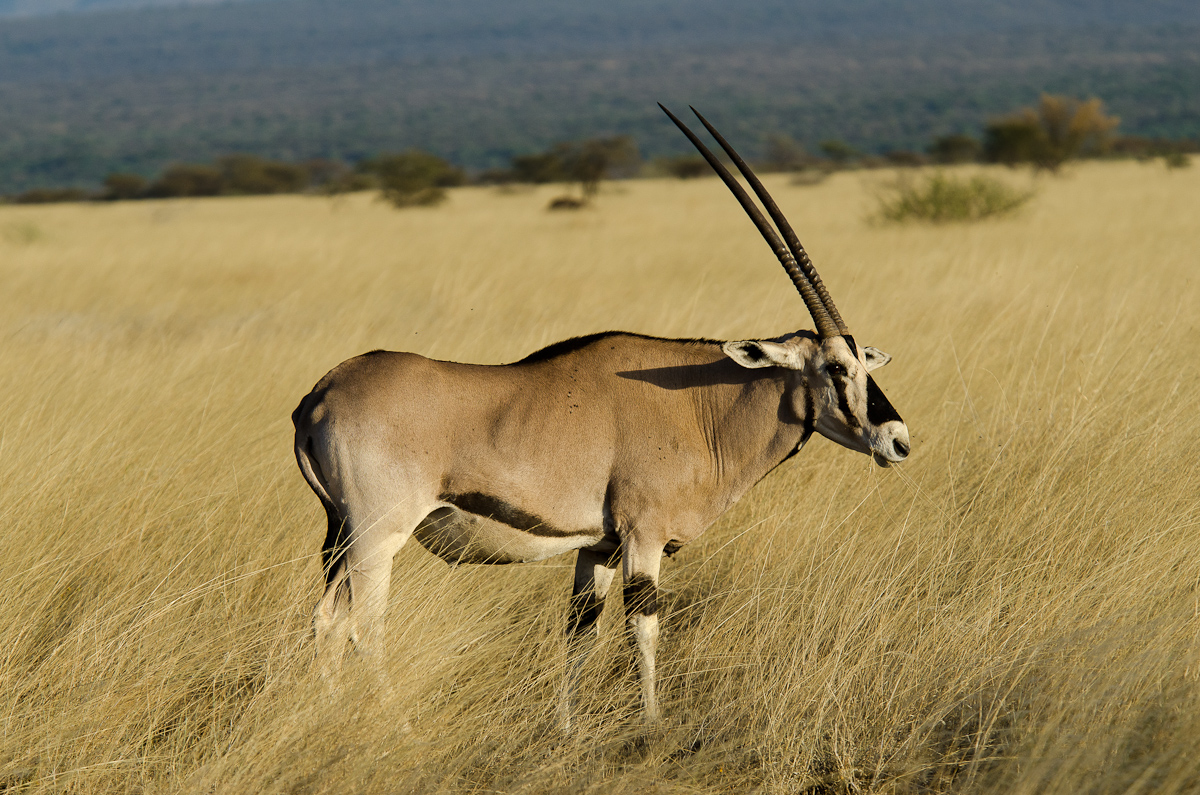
top-left (292, 106), bottom-right (909, 724)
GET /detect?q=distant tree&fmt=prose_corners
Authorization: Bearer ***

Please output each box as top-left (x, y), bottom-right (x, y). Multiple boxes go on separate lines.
top-left (929, 134), bottom-right (981, 164)
top-left (658, 154), bottom-right (709, 179)
top-left (101, 173), bottom-right (147, 200)
top-left (884, 150), bottom-right (927, 167)
top-left (146, 164), bottom-right (225, 198)
top-left (983, 118), bottom-right (1042, 167)
top-left (819, 139), bottom-right (858, 166)
top-left (218, 154), bottom-right (308, 194)
top-left (762, 134), bottom-right (812, 172)
top-left (359, 150), bottom-right (465, 207)
top-left (13, 187), bottom-right (90, 204)
top-left (511, 152), bottom-right (566, 184)
top-left (559, 135), bottom-right (640, 197)
top-left (985, 95), bottom-right (1120, 172)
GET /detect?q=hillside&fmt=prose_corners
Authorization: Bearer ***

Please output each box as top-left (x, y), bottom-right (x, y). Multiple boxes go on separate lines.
top-left (2, 0), bottom-right (1199, 190)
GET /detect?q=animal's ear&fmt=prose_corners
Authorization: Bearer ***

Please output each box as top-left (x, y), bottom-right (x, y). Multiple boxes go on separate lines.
top-left (863, 346), bottom-right (892, 371)
top-left (723, 340), bottom-right (794, 369)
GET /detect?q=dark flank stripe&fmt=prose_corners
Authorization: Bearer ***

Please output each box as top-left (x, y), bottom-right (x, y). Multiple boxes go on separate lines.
top-left (624, 576), bottom-right (659, 617)
top-left (865, 375), bottom-right (903, 425)
top-left (440, 491), bottom-right (579, 537)
top-left (833, 375), bottom-right (860, 429)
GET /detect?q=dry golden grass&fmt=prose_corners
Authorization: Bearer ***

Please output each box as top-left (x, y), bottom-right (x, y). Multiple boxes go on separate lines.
top-left (1, 161), bottom-right (1197, 794)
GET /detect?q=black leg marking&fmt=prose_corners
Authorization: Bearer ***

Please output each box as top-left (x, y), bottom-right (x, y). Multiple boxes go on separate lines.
top-left (624, 576), bottom-right (659, 618)
top-left (567, 593), bottom-right (605, 635)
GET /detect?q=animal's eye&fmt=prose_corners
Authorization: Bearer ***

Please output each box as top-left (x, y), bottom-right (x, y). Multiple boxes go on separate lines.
top-left (826, 362), bottom-right (847, 377)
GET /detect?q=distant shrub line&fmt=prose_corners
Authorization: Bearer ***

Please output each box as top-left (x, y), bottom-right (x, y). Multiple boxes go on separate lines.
top-left (3, 95), bottom-right (1194, 208)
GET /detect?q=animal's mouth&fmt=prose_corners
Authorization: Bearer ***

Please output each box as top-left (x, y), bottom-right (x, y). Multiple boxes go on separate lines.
top-left (873, 452), bottom-right (892, 468)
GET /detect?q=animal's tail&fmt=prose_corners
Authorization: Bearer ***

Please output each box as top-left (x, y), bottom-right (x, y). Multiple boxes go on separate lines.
top-left (293, 394), bottom-right (351, 587)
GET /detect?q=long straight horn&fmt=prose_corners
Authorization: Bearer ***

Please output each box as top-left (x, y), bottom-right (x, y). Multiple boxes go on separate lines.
top-left (689, 107), bottom-right (852, 340)
top-left (659, 103), bottom-right (840, 339)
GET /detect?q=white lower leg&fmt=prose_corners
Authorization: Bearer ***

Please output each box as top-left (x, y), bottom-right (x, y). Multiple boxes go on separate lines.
top-left (630, 611), bottom-right (659, 721)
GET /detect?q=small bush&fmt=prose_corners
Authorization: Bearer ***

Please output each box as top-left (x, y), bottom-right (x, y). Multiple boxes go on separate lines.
top-left (1163, 152), bottom-right (1191, 169)
top-left (875, 171), bottom-right (1033, 223)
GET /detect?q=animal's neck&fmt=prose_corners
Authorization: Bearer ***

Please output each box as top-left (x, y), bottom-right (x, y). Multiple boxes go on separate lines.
top-left (695, 364), bottom-right (807, 504)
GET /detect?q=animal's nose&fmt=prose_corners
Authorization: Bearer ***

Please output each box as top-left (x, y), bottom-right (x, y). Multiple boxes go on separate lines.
top-left (892, 438), bottom-right (910, 458)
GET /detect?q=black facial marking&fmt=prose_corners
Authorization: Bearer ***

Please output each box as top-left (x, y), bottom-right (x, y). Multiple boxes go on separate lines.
top-left (624, 575), bottom-right (659, 617)
top-left (663, 539), bottom-right (684, 557)
top-left (833, 373), bottom-right (860, 429)
top-left (801, 382), bottom-right (815, 443)
top-left (440, 491), bottom-right (571, 536)
top-left (843, 335), bottom-right (858, 356)
top-left (865, 375), bottom-right (903, 426)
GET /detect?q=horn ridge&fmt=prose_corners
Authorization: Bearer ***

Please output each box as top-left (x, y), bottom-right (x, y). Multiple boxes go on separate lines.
top-left (658, 103), bottom-right (839, 339)
top-left (688, 106), bottom-right (851, 338)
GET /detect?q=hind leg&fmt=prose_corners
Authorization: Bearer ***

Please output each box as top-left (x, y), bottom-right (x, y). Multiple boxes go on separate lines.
top-left (313, 501), bottom-right (354, 676)
top-left (312, 500), bottom-right (421, 680)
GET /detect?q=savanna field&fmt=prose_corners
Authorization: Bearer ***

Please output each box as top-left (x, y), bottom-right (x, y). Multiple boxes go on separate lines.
top-left (1, 162), bottom-right (1197, 794)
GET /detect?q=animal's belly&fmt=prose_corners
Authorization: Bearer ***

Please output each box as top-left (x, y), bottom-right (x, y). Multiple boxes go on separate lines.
top-left (413, 507), bottom-right (603, 565)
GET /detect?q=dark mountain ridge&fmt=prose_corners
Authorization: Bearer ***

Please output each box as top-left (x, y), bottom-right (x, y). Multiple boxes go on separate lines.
top-left (2, 0), bottom-right (1198, 191)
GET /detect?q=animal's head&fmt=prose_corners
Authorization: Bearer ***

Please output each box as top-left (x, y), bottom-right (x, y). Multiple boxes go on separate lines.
top-left (723, 333), bottom-right (909, 466)
top-left (661, 103), bottom-right (909, 467)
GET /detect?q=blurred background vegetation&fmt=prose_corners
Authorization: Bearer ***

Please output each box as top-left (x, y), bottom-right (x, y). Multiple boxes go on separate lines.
top-left (1, 0), bottom-right (1199, 196)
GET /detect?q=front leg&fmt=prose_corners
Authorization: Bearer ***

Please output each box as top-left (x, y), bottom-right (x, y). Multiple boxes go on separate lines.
top-left (557, 546), bottom-right (618, 732)
top-left (623, 533), bottom-right (664, 722)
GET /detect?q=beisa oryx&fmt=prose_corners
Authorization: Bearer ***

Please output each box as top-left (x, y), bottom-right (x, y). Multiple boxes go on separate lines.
top-left (292, 105), bottom-right (910, 724)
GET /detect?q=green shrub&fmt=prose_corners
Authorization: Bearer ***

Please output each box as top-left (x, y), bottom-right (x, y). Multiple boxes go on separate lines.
top-left (985, 95), bottom-right (1120, 172)
top-left (658, 154), bottom-right (709, 179)
top-left (929, 133), bottom-right (981, 164)
top-left (12, 187), bottom-right (91, 204)
top-left (146, 164), bottom-right (225, 198)
top-left (510, 152), bottom-right (566, 184)
top-left (101, 173), bottom-right (148, 200)
top-left (217, 154), bottom-right (309, 194)
top-left (359, 150), bottom-right (464, 207)
top-left (875, 171), bottom-right (1033, 223)
top-left (1163, 152), bottom-right (1191, 169)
